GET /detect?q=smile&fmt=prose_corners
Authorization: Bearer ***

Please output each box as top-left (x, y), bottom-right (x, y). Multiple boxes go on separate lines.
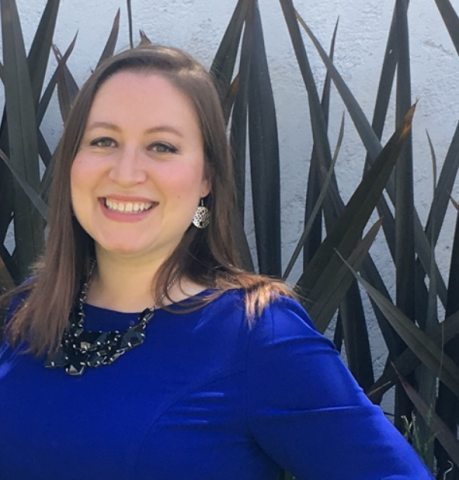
top-left (104, 198), bottom-right (154, 214)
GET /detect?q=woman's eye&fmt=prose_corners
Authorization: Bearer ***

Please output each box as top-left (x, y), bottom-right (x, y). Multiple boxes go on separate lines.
top-left (150, 142), bottom-right (178, 154)
top-left (90, 137), bottom-right (116, 148)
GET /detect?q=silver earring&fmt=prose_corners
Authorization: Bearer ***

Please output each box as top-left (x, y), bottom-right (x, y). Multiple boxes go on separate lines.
top-left (192, 198), bottom-right (210, 229)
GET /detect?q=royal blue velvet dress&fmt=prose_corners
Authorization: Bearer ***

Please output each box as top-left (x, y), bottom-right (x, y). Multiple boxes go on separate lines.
top-left (0, 289), bottom-right (433, 479)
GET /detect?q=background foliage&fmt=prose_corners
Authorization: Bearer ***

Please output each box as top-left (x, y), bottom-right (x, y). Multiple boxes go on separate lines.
top-left (1, 0), bottom-right (459, 478)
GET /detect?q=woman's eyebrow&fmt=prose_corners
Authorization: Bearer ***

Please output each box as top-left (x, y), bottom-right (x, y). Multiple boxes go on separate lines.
top-left (85, 121), bottom-right (184, 138)
top-left (85, 121), bottom-right (120, 132)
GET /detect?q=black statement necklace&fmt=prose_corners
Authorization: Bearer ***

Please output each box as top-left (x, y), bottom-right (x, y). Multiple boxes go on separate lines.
top-left (45, 264), bottom-right (176, 376)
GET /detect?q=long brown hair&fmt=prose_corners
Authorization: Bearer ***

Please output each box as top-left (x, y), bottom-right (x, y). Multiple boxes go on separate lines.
top-left (4, 44), bottom-right (293, 356)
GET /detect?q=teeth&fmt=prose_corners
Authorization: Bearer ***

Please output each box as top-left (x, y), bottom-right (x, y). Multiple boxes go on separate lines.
top-left (105, 198), bottom-right (153, 213)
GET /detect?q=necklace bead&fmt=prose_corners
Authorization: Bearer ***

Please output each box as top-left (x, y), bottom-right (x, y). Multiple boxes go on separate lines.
top-left (44, 262), bottom-right (177, 376)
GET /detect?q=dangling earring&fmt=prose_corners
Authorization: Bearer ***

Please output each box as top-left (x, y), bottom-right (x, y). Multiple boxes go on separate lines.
top-left (192, 198), bottom-right (210, 229)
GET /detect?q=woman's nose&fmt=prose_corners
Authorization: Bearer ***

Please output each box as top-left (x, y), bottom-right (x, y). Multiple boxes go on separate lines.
top-left (108, 147), bottom-right (147, 185)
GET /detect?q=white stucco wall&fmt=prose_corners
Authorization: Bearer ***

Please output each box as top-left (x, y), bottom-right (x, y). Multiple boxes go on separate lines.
top-left (3, 1), bottom-right (459, 382)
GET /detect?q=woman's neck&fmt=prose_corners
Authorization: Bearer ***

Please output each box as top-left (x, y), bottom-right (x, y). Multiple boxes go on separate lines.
top-left (86, 258), bottom-right (160, 312)
top-left (85, 251), bottom-right (207, 312)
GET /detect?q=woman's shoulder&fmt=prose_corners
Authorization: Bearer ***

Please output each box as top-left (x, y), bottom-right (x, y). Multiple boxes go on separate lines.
top-left (203, 287), bottom-right (317, 335)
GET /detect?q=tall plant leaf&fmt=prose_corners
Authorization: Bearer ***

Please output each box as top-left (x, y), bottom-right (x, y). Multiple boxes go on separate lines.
top-left (248, 2), bottom-right (281, 276)
top-left (350, 268), bottom-right (459, 398)
top-left (1, 0), bottom-right (45, 280)
top-left (27, 0), bottom-right (61, 109)
top-left (398, 372), bottom-right (459, 469)
top-left (210, 0), bottom-right (248, 109)
top-left (283, 114), bottom-right (344, 279)
top-left (309, 220), bottom-right (381, 330)
top-left (0, 150), bottom-right (48, 221)
top-left (53, 44), bottom-right (80, 123)
top-left (434, 0), bottom-right (459, 58)
top-left (303, 20), bottom-right (339, 267)
top-left (37, 34), bottom-right (78, 126)
top-left (126, 0), bottom-right (134, 49)
top-left (229, 0), bottom-right (254, 222)
top-left (436, 197), bottom-right (459, 477)
top-left (296, 9), bottom-right (448, 306)
top-left (368, 309), bottom-right (459, 401)
top-left (297, 106), bottom-right (415, 318)
top-left (96, 9), bottom-right (121, 67)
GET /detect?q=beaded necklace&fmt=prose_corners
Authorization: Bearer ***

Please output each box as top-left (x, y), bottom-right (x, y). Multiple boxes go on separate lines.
top-left (45, 264), bottom-right (177, 376)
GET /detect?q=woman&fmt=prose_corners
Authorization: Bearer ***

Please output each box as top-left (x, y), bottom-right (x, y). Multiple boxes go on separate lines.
top-left (0, 44), bottom-right (433, 480)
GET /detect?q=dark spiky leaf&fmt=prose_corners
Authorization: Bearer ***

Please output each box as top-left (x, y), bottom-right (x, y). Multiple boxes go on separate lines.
top-left (1, 0), bottom-right (45, 279)
top-left (284, 114), bottom-right (344, 279)
top-left (97, 9), bottom-right (120, 66)
top-left (126, 0), bottom-right (134, 49)
top-left (425, 121), bottom-right (459, 247)
top-left (210, 0), bottom-right (248, 105)
top-left (297, 106), bottom-right (415, 314)
top-left (229, 0), bottom-right (254, 221)
top-left (0, 150), bottom-right (48, 221)
top-left (339, 281), bottom-right (375, 391)
top-left (434, 0), bottom-right (459, 58)
top-left (281, 0), bottom-right (334, 176)
top-left (37, 34), bottom-right (77, 126)
top-left (27, 0), bottom-right (61, 109)
top-left (352, 270), bottom-right (459, 398)
top-left (53, 44), bottom-right (80, 123)
top-left (248, 2), bottom-right (281, 276)
top-left (397, 371), bottom-right (459, 468)
top-left (367, 309), bottom-right (459, 401)
top-left (303, 20), bottom-right (339, 268)
top-left (297, 9), bottom-right (447, 305)
top-left (310, 220), bottom-right (381, 332)
top-left (139, 30), bottom-right (152, 45)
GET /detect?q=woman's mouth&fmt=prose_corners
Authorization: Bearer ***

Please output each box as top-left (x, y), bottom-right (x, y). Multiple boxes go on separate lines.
top-left (104, 198), bottom-right (155, 214)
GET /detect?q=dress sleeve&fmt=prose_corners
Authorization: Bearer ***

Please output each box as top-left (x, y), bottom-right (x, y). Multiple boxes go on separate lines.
top-left (246, 297), bottom-right (434, 480)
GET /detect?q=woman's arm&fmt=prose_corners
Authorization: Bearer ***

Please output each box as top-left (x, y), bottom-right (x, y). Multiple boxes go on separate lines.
top-left (246, 297), bottom-right (434, 480)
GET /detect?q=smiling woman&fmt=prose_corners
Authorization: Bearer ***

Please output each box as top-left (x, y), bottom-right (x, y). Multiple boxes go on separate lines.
top-left (0, 44), bottom-right (433, 480)
top-left (71, 72), bottom-right (210, 269)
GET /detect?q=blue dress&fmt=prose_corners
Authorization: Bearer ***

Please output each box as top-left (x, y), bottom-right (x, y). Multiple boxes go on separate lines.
top-left (0, 289), bottom-right (433, 479)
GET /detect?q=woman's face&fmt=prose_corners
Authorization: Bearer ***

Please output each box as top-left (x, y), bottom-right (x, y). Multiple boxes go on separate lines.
top-left (70, 71), bottom-right (210, 264)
